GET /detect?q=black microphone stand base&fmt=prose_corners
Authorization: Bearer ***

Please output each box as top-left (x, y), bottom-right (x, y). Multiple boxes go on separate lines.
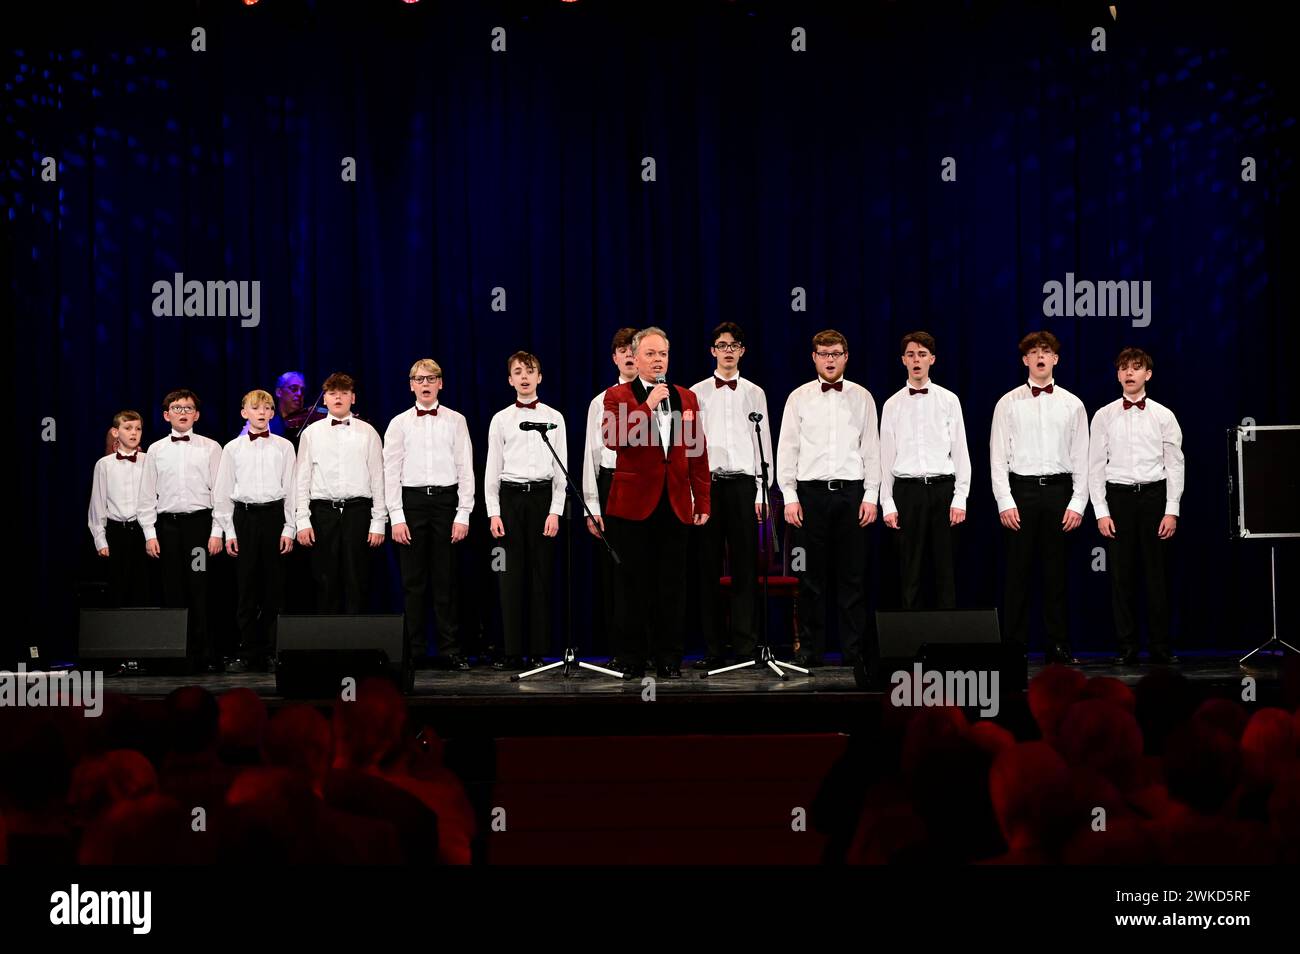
top-left (700, 644), bottom-right (810, 681)
top-left (511, 645), bottom-right (628, 682)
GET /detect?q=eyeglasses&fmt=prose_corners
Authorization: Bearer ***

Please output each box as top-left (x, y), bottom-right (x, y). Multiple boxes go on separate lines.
top-left (814, 351), bottom-right (846, 361)
top-left (410, 375), bottom-right (441, 384)
top-left (713, 342), bottom-right (743, 352)
top-left (168, 405), bottom-right (196, 414)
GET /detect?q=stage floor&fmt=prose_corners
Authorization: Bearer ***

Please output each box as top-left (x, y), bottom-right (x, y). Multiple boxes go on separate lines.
top-left (95, 651), bottom-right (1282, 700)
top-left (21, 650), bottom-right (1290, 738)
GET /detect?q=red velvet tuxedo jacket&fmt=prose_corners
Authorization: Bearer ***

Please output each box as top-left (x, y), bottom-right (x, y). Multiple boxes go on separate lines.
top-left (602, 379), bottom-right (711, 523)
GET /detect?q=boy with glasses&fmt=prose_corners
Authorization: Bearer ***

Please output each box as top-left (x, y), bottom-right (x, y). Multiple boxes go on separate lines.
top-left (777, 330), bottom-right (880, 668)
top-left (690, 322), bottom-right (772, 669)
top-left (384, 360), bottom-right (475, 670)
top-left (138, 390), bottom-right (224, 672)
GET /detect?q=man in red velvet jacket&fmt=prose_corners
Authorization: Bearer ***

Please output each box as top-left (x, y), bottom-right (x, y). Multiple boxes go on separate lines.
top-left (602, 326), bottom-right (711, 678)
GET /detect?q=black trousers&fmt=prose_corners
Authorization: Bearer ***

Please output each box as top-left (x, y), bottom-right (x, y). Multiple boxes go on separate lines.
top-left (594, 468), bottom-right (626, 657)
top-left (309, 498), bottom-right (374, 615)
top-left (104, 519), bottom-right (152, 607)
top-left (698, 476), bottom-right (759, 657)
top-left (498, 483), bottom-right (555, 656)
top-left (156, 509), bottom-right (213, 662)
top-left (396, 487), bottom-right (460, 655)
top-left (1106, 480), bottom-right (1172, 654)
top-left (611, 480), bottom-right (689, 665)
top-left (232, 501), bottom-right (287, 660)
top-left (893, 477), bottom-right (957, 610)
top-left (1003, 476), bottom-right (1073, 655)
top-left (795, 482), bottom-right (869, 662)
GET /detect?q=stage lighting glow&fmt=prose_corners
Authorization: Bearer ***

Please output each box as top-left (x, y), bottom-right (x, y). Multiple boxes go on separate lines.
top-left (243, 0), bottom-right (260, 7)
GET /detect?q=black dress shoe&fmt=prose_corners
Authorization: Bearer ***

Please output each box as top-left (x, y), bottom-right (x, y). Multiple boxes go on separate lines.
top-left (692, 655), bottom-right (727, 670)
top-left (792, 653), bottom-right (823, 668)
top-left (526, 656), bottom-right (547, 668)
top-left (263, 656), bottom-right (278, 674)
top-left (1045, 648), bottom-right (1080, 665)
top-left (621, 662), bottom-right (646, 680)
top-left (446, 654), bottom-right (472, 672)
top-left (657, 662), bottom-right (683, 679)
top-left (1112, 650), bottom-right (1140, 666)
top-left (203, 659), bottom-right (225, 674)
top-left (224, 657), bottom-right (250, 674)
top-left (1148, 651), bottom-right (1181, 665)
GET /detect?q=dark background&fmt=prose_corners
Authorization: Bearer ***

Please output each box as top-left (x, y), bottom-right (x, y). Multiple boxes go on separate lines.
top-left (5, 0), bottom-right (1297, 664)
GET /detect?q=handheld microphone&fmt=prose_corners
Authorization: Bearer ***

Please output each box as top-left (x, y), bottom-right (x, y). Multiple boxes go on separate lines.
top-left (654, 374), bottom-right (670, 412)
top-left (519, 421), bottom-right (558, 432)
top-left (748, 412), bottom-right (763, 423)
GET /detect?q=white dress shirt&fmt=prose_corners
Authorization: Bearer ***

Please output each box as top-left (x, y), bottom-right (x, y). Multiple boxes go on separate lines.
top-left (777, 378), bottom-right (881, 505)
top-left (989, 379), bottom-right (1090, 514)
top-left (138, 430), bottom-right (223, 541)
top-left (484, 400), bottom-right (568, 518)
top-left (295, 414), bottom-right (387, 535)
top-left (878, 379), bottom-right (971, 515)
top-left (582, 384), bottom-right (624, 518)
top-left (1088, 392), bottom-right (1185, 518)
top-left (383, 403), bottom-right (475, 526)
top-left (88, 450), bottom-right (147, 551)
top-left (690, 373), bottom-right (774, 505)
top-left (213, 431), bottom-right (297, 539)
top-left (638, 378), bottom-right (673, 454)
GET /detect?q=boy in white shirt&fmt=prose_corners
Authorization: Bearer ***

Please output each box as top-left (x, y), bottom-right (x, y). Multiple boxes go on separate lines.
top-left (1088, 347), bottom-right (1184, 665)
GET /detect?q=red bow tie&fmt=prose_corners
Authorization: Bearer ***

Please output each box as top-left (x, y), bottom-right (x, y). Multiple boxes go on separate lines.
top-left (821, 381), bottom-right (843, 393)
top-left (715, 377), bottom-right (737, 390)
top-left (1031, 384), bottom-right (1054, 397)
top-left (248, 430), bottom-right (270, 440)
top-left (170, 435), bottom-right (190, 442)
top-left (416, 407), bottom-right (437, 417)
top-left (1123, 398), bottom-right (1146, 410)
top-left (331, 419), bottom-right (350, 426)
top-left (909, 387), bottom-right (928, 396)
top-left (516, 400), bottom-right (539, 410)
top-left (115, 452), bottom-right (137, 462)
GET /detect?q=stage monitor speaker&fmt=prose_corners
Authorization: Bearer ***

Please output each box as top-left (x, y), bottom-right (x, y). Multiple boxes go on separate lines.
top-left (78, 608), bottom-right (190, 672)
top-left (860, 609), bottom-right (1026, 694)
top-left (275, 615), bottom-right (412, 697)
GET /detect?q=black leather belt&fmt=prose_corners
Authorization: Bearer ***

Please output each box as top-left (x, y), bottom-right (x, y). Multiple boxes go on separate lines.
top-left (1106, 479), bottom-right (1166, 494)
top-left (235, 499), bottom-right (285, 512)
top-left (311, 497), bottom-right (372, 510)
top-left (711, 472), bottom-right (754, 483)
top-left (107, 518), bottom-right (141, 529)
top-left (797, 479), bottom-right (858, 492)
top-left (500, 480), bottom-right (552, 493)
top-left (1010, 473), bottom-right (1072, 486)
top-left (894, 474), bottom-right (955, 485)
top-left (158, 509), bottom-right (212, 521)
top-left (404, 485), bottom-right (456, 496)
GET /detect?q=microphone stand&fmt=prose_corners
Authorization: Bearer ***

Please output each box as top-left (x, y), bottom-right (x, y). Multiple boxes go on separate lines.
top-left (513, 423), bottom-right (626, 683)
top-left (291, 389), bottom-right (326, 440)
top-left (702, 413), bottom-right (809, 681)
